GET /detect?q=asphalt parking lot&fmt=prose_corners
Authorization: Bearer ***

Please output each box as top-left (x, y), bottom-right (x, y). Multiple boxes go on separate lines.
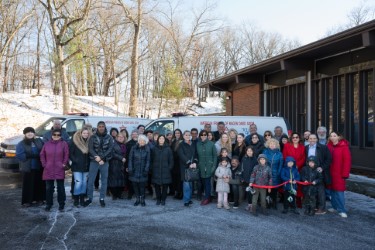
top-left (1, 179), bottom-right (375, 250)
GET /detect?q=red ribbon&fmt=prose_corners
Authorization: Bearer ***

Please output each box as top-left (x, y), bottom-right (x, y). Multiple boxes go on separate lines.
top-left (251, 181), bottom-right (313, 189)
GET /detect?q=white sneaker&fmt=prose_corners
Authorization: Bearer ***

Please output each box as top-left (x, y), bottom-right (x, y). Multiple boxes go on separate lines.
top-left (328, 208), bottom-right (336, 213)
top-left (338, 212), bottom-right (348, 218)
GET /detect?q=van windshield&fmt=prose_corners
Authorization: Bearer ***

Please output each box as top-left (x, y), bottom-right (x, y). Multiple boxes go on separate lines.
top-left (35, 117), bottom-right (66, 137)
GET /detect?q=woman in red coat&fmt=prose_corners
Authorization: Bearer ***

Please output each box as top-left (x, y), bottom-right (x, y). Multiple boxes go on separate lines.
top-left (282, 132), bottom-right (306, 207)
top-left (327, 131), bottom-right (351, 218)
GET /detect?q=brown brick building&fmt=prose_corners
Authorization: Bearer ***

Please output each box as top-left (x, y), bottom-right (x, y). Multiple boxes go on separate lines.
top-left (200, 20), bottom-right (375, 171)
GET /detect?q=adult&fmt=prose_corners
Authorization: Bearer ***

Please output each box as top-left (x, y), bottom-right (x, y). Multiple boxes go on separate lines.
top-left (40, 129), bottom-right (69, 212)
top-left (247, 133), bottom-right (265, 158)
top-left (165, 131), bottom-right (173, 146)
top-left (125, 129), bottom-right (139, 200)
top-left (204, 123), bottom-right (212, 132)
top-left (85, 121), bottom-right (114, 207)
top-left (128, 134), bottom-right (151, 207)
top-left (171, 129), bottom-right (183, 199)
top-left (42, 120), bottom-right (69, 142)
top-left (145, 130), bottom-right (155, 150)
top-left (229, 156), bottom-right (242, 209)
top-left (228, 128), bottom-right (238, 150)
top-left (108, 133), bottom-right (127, 200)
top-left (151, 135), bottom-right (174, 205)
top-left (263, 138), bottom-right (283, 210)
top-left (303, 130), bottom-right (311, 146)
top-left (279, 134), bottom-right (289, 153)
top-left (232, 133), bottom-right (246, 162)
top-left (317, 126), bottom-right (328, 145)
top-left (213, 121), bottom-right (226, 142)
top-left (207, 131), bottom-right (215, 142)
top-left (305, 133), bottom-right (332, 214)
top-left (177, 130), bottom-right (198, 207)
top-left (16, 127), bottom-right (45, 207)
top-left (282, 132), bottom-right (306, 208)
top-left (69, 128), bottom-right (92, 207)
top-left (119, 126), bottom-right (129, 140)
top-left (245, 124), bottom-right (264, 146)
top-left (196, 130), bottom-right (217, 205)
top-left (190, 128), bottom-right (199, 143)
top-left (263, 130), bottom-right (273, 144)
top-left (327, 131), bottom-right (351, 218)
top-left (241, 146), bottom-right (257, 211)
top-left (215, 133), bottom-right (232, 157)
top-left (274, 126), bottom-right (287, 141)
top-left (110, 127), bottom-right (119, 139)
top-left (137, 124), bottom-right (145, 135)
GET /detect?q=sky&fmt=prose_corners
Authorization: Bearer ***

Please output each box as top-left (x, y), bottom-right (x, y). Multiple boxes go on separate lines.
top-left (215, 0), bottom-right (372, 44)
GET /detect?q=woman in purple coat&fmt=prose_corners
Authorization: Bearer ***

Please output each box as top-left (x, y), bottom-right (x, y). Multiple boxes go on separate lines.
top-left (40, 129), bottom-right (69, 212)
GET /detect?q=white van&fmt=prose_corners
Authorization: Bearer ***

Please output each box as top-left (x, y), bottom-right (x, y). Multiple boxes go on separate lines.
top-left (0, 114), bottom-right (152, 172)
top-left (145, 115), bottom-right (290, 137)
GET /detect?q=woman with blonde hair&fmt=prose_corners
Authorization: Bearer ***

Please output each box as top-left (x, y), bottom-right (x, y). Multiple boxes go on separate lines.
top-left (215, 133), bottom-right (232, 157)
top-left (263, 138), bottom-right (283, 210)
top-left (69, 128), bottom-right (92, 207)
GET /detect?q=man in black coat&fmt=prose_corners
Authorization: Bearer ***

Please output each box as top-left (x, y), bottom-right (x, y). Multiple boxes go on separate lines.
top-left (213, 121), bottom-right (226, 142)
top-left (305, 133), bottom-right (332, 214)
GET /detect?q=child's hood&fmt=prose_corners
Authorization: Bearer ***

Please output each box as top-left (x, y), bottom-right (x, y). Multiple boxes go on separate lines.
top-left (284, 156), bottom-right (297, 168)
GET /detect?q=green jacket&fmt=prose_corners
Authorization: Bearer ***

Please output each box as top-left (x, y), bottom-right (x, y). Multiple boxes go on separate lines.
top-left (196, 140), bottom-right (217, 178)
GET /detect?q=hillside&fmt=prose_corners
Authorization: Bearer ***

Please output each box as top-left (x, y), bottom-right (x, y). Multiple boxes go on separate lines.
top-left (0, 90), bottom-right (223, 142)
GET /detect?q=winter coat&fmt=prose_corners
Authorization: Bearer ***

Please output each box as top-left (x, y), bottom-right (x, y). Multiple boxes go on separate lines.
top-left (248, 140), bottom-right (265, 158)
top-left (171, 139), bottom-right (183, 175)
top-left (88, 129), bottom-right (114, 162)
top-left (151, 144), bottom-right (174, 185)
top-left (250, 164), bottom-right (272, 186)
top-left (230, 165), bottom-right (243, 185)
top-left (125, 139), bottom-right (137, 169)
top-left (69, 132), bottom-right (90, 172)
top-left (300, 165), bottom-right (323, 196)
top-left (263, 148), bottom-right (283, 185)
top-left (282, 143), bottom-right (306, 170)
top-left (327, 139), bottom-right (351, 191)
top-left (40, 139), bottom-right (69, 180)
top-left (197, 140), bottom-right (217, 178)
top-left (232, 143), bottom-right (246, 162)
top-left (16, 138), bottom-right (44, 172)
top-left (305, 143), bottom-right (332, 184)
top-left (128, 144), bottom-right (151, 183)
top-left (245, 133), bottom-right (264, 147)
top-left (280, 157), bottom-right (300, 192)
top-left (108, 141), bottom-right (126, 187)
top-left (177, 141), bottom-right (198, 182)
top-left (241, 155), bottom-right (257, 183)
top-left (215, 165), bottom-right (232, 193)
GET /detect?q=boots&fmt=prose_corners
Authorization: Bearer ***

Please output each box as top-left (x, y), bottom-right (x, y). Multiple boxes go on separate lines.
top-left (156, 199), bottom-right (161, 205)
top-left (251, 205), bottom-right (258, 216)
top-left (141, 196), bottom-right (146, 207)
top-left (134, 196), bottom-right (140, 206)
top-left (79, 195), bottom-right (85, 206)
top-left (261, 207), bottom-right (269, 216)
top-left (73, 195), bottom-right (79, 207)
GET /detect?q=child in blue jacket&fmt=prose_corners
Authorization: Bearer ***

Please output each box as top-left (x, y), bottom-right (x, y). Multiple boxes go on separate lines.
top-left (280, 156), bottom-right (300, 214)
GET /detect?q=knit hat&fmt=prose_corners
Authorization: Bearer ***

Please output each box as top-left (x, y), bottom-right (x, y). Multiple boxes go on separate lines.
top-left (97, 121), bottom-right (106, 127)
top-left (23, 127), bottom-right (35, 134)
top-left (257, 154), bottom-right (268, 161)
top-left (307, 156), bottom-right (318, 165)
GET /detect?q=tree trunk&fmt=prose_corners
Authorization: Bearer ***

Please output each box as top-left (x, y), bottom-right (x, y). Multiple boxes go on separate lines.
top-left (128, 22), bottom-right (140, 116)
top-left (57, 45), bottom-right (70, 114)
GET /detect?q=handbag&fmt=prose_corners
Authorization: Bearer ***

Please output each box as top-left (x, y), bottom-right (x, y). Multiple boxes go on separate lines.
top-left (185, 168), bottom-right (200, 182)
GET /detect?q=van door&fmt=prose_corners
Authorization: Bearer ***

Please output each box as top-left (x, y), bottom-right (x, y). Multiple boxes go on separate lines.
top-left (62, 119), bottom-right (85, 137)
top-left (146, 120), bottom-right (174, 135)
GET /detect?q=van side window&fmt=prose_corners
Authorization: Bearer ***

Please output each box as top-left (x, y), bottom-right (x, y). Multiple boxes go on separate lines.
top-left (148, 120), bottom-right (174, 135)
top-left (35, 118), bottom-right (65, 137)
top-left (63, 119), bottom-right (85, 137)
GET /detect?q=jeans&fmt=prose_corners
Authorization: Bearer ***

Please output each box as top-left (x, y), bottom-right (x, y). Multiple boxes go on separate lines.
top-left (87, 161), bottom-right (109, 200)
top-left (45, 180), bottom-right (66, 207)
top-left (183, 181), bottom-right (192, 203)
top-left (73, 172), bottom-right (88, 195)
top-left (331, 191), bottom-right (346, 213)
top-left (316, 184), bottom-right (326, 210)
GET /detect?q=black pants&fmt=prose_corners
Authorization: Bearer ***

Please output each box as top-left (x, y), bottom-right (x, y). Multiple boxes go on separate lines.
top-left (283, 192), bottom-right (296, 210)
top-left (269, 188), bottom-right (278, 209)
top-left (132, 182), bottom-right (146, 197)
top-left (316, 184), bottom-right (326, 210)
top-left (22, 170), bottom-right (45, 205)
top-left (243, 183), bottom-right (252, 204)
top-left (230, 184), bottom-right (240, 205)
top-left (304, 194), bottom-right (316, 211)
top-left (45, 180), bottom-right (66, 207)
top-left (109, 187), bottom-right (123, 198)
top-left (95, 171), bottom-right (100, 189)
top-left (154, 184), bottom-right (168, 201)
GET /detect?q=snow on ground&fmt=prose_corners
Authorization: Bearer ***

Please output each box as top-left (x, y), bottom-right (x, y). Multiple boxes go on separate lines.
top-left (0, 90), bottom-right (223, 142)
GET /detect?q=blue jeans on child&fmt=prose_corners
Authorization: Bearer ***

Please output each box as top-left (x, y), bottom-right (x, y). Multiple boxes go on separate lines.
top-left (73, 172), bottom-right (88, 195)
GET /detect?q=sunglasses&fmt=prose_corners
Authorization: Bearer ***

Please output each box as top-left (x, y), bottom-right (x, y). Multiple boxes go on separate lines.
top-left (265, 134), bottom-right (271, 137)
top-left (52, 133), bottom-right (61, 137)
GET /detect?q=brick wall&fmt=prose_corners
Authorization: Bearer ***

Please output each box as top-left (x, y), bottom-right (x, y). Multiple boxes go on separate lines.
top-left (226, 84), bottom-right (260, 116)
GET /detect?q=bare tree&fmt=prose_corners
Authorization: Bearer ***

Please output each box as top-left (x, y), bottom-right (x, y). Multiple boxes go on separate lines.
top-left (38, 0), bottom-right (92, 114)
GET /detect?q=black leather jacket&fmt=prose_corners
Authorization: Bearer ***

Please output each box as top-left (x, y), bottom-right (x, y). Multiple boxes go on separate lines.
top-left (88, 130), bottom-right (114, 162)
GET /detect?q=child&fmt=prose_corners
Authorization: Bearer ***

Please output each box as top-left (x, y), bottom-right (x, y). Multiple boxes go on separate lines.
top-left (280, 156), bottom-right (300, 214)
top-left (241, 146), bottom-right (257, 211)
top-left (215, 157), bottom-right (232, 209)
top-left (249, 154), bottom-right (272, 216)
top-left (217, 148), bottom-right (231, 167)
top-left (300, 156), bottom-right (323, 216)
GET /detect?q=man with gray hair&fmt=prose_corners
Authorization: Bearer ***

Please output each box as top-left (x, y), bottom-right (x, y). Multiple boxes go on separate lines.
top-left (317, 126), bottom-right (328, 145)
top-left (42, 119), bottom-right (70, 142)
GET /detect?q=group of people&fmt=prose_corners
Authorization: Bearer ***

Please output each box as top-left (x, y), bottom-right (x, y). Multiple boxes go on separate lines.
top-left (16, 120), bottom-right (351, 218)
